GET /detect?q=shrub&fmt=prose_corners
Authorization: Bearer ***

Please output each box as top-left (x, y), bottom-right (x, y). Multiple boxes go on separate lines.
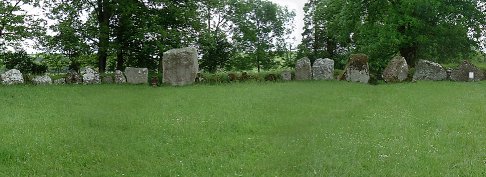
top-left (2, 51), bottom-right (48, 74)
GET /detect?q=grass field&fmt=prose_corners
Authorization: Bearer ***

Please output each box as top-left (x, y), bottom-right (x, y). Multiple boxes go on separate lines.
top-left (1, 81), bottom-right (486, 176)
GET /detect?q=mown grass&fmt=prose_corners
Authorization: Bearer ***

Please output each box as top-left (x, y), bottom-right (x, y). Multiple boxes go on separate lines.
top-left (1, 81), bottom-right (486, 176)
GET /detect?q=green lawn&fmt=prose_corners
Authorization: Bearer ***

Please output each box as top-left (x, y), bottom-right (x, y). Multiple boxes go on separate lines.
top-left (1, 81), bottom-right (486, 176)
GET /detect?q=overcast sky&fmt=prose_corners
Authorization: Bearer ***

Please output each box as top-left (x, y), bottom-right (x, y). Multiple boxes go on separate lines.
top-left (269, 0), bottom-right (305, 47)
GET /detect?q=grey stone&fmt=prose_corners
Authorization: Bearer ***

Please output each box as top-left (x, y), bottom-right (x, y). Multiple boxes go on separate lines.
top-left (162, 47), bottom-right (199, 86)
top-left (81, 67), bottom-right (101, 84)
top-left (1, 69), bottom-right (24, 85)
top-left (125, 67), bottom-right (148, 84)
top-left (295, 57), bottom-right (312, 80)
top-left (340, 54), bottom-right (370, 84)
top-left (102, 76), bottom-right (114, 84)
top-left (281, 70), bottom-right (292, 81)
top-left (114, 70), bottom-right (126, 84)
top-left (312, 58), bottom-right (334, 80)
top-left (54, 78), bottom-right (66, 84)
top-left (32, 75), bottom-right (52, 85)
top-left (65, 70), bottom-right (82, 84)
top-left (382, 56), bottom-right (409, 83)
top-left (413, 60), bottom-right (447, 81)
top-left (450, 60), bottom-right (484, 82)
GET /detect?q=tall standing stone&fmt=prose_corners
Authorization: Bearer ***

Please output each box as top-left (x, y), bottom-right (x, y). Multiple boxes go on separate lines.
top-left (312, 58), bottom-right (334, 80)
top-left (162, 47), bottom-right (199, 86)
top-left (125, 67), bottom-right (148, 84)
top-left (1, 69), bottom-right (24, 85)
top-left (450, 60), bottom-right (484, 82)
top-left (340, 54), bottom-right (370, 84)
top-left (382, 56), bottom-right (409, 83)
top-left (295, 57), bottom-right (312, 80)
top-left (412, 60), bottom-right (447, 81)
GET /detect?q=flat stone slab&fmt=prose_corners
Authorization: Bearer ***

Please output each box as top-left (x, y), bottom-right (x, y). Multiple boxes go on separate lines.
top-left (382, 56), bottom-right (409, 83)
top-left (413, 60), bottom-right (447, 81)
top-left (162, 47), bottom-right (199, 86)
top-left (125, 67), bottom-right (148, 84)
top-left (295, 57), bottom-right (311, 80)
top-left (341, 54), bottom-right (370, 84)
top-left (313, 58), bottom-right (334, 80)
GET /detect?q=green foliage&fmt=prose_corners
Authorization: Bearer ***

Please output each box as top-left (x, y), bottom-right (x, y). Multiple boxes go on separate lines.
top-left (301, 0), bottom-right (486, 75)
top-left (0, 0), bottom-right (46, 50)
top-left (199, 32), bottom-right (233, 73)
top-left (2, 51), bottom-right (47, 74)
top-left (229, 0), bottom-right (295, 72)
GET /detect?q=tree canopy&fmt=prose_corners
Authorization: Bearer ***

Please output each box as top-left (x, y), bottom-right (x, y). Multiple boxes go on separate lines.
top-left (299, 0), bottom-right (486, 73)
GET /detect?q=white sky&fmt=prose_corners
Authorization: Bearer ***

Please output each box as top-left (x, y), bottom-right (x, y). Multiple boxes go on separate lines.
top-left (269, 0), bottom-right (305, 48)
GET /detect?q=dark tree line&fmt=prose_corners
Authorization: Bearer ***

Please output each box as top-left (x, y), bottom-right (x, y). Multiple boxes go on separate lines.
top-left (1, 0), bottom-right (295, 74)
top-left (297, 0), bottom-right (486, 74)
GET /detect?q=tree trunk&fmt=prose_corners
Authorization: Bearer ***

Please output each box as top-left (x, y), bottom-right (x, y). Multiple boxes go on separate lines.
top-left (97, 0), bottom-right (111, 73)
top-left (400, 46), bottom-right (418, 67)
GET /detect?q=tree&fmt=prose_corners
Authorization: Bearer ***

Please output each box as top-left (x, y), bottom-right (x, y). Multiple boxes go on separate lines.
top-left (198, 0), bottom-right (233, 73)
top-left (230, 0), bottom-right (295, 72)
top-left (0, 0), bottom-right (45, 50)
top-left (44, 0), bottom-right (91, 71)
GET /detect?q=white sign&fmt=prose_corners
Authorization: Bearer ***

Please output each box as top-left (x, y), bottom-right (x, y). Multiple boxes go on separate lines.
top-left (469, 72), bottom-right (474, 79)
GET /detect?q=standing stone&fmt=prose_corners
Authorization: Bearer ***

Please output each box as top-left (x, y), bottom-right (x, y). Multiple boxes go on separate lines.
top-left (32, 75), bottom-right (52, 85)
top-left (295, 57), bottom-right (312, 80)
top-left (81, 67), bottom-right (101, 84)
top-left (65, 70), bottom-right (82, 84)
top-left (162, 47), bottom-right (199, 86)
top-left (340, 54), bottom-right (370, 84)
top-left (1, 69), bottom-right (24, 85)
top-left (412, 60), bottom-right (447, 81)
top-left (102, 76), bottom-right (114, 84)
top-left (450, 60), bottom-right (484, 82)
top-left (312, 58), bottom-right (334, 80)
top-left (125, 67), bottom-right (148, 84)
top-left (281, 70), bottom-right (292, 81)
top-left (114, 70), bottom-right (127, 84)
top-left (382, 56), bottom-right (409, 83)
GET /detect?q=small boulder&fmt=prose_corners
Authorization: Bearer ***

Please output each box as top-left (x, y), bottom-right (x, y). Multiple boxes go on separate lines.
top-left (412, 60), bottom-right (447, 81)
top-left (32, 75), bottom-right (52, 85)
top-left (228, 73), bottom-right (238, 82)
top-left (382, 56), bottom-right (409, 83)
top-left (102, 76), bottom-right (114, 84)
top-left (295, 57), bottom-right (312, 80)
top-left (281, 70), bottom-right (292, 81)
top-left (162, 47), bottom-right (199, 86)
top-left (125, 67), bottom-right (148, 84)
top-left (65, 70), bottom-right (82, 84)
top-left (265, 74), bottom-right (277, 81)
top-left (340, 54), bottom-right (370, 84)
top-left (450, 60), bottom-right (484, 82)
top-left (312, 58), bottom-right (334, 80)
top-left (114, 70), bottom-right (126, 84)
top-left (1, 69), bottom-right (24, 85)
top-left (81, 67), bottom-right (101, 84)
top-left (54, 78), bottom-right (66, 85)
